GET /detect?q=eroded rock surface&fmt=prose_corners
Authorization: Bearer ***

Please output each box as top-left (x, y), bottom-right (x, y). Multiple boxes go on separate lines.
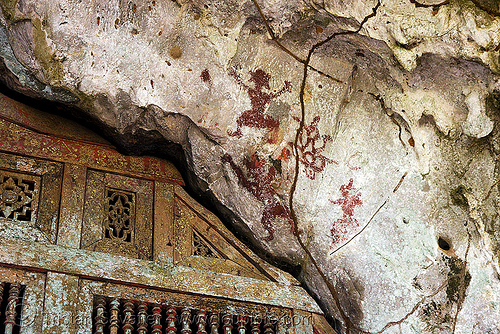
top-left (1, 0), bottom-right (500, 332)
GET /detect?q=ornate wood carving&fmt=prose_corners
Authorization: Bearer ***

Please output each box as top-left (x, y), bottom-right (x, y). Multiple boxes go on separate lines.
top-left (0, 100), bottom-right (183, 185)
top-left (193, 232), bottom-right (218, 258)
top-left (251, 317), bottom-right (261, 334)
top-left (4, 283), bottom-right (21, 334)
top-left (222, 314), bottom-right (233, 334)
top-left (137, 303), bottom-right (148, 334)
top-left (81, 171), bottom-right (153, 259)
top-left (152, 305), bottom-right (162, 334)
top-left (237, 315), bottom-right (248, 334)
top-left (0, 172), bottom-right (38, 222)
top-left (263, 318), bottom-right (274, 334)
top-left (0, 267), bottom-right (45, 333)
top-left (94, 297), bottom-right (107, 334)
top-left (122, 301), bottom-right (135, 334)
top-left (0, 152), bottom-right (63, 243)
top-left (209, 313), bottom-right (219, 334)
top-left (89, 295), bottom-right (282, 334)
top-left (109, 298), bottom-right (120, 334)
top-left (166, 307), bottom-right (177, 334)
top-left (104, 189), bottom-right (135, 242)
top-left (180, 308), bottom-right (192, 334)
top-left (196, 309), bottom-right (207, 334)
top-left (0, 282), bottom-right (4, 306)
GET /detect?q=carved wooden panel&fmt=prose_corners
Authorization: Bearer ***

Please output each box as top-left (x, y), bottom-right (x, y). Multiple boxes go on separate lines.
top-left (173, 188), bottom-right (268, 281)
top-left (0, 266), bottom-right (46, 333)
top-left (81, 170), bottom-right (153, 260)
top-left (0, 152), bottom-right (63, 243)
top-left (76, 280), bottom-right (291, 334)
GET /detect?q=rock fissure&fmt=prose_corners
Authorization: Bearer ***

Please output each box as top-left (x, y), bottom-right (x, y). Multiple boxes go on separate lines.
top-left (451, 234), bottom-right (472, 334)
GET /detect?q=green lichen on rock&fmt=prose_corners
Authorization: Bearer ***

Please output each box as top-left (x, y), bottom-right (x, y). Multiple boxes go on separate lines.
top-left (445, 256), bottom-right (471, 302)
top-left (450, 185), bottom-right (470, 209)
top-left (0, 0), bottom-right (19, 22)
top-left (418, 255), bottom-right (471, 330)
top-left (31, 17), bottom-right (64, 86)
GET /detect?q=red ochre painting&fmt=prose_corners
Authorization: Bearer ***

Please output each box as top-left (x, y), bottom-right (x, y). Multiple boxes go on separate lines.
top-left (228, 68), bottom-right (291, 138)
top-left (221, 153), bottom-right (294, 241)
top-left (329, 178), bottom-right (363, 245)
top-left (289, 116), bottom-right (337, 180)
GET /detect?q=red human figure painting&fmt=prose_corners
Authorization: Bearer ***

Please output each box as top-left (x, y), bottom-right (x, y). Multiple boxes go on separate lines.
top-left (329, 178), bottom-right (362, 245)
top-left (221, 153), bottom-right (295, 241)
top-left (228, 68), bottom-right (292, 138)
top-left (290, 116), bottom-right (337, 180)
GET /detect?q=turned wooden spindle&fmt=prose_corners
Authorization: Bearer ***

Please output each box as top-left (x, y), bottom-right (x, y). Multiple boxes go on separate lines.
top-left (152, 305), bottom-right (162, 334)
top-left (109, 299), bottom-right (120, 334)
top-left (222, 314), bottom-right (233, 334)
top-left (209, 313), bottom-right (219, 334)
top-left (4, 283), bottom-right (21, 334)
top-left (0, 282), bottom-right (5, 306)
top-left (196, 309), bottom-right (207, 334)
top-left (122, 301), bottom-right (135, 334)
top-left (137, 303), bottom-right (148, 334)
top-left (263, 318), bottom-right (274, 334)
top-left (94, 297), bottom-right (107, 334)
top-left (251, 317), bottom-right (261, 334)
top-left (180, 308), bottom-right (192, 334)
top-left (166, 307), bottom-right (177, 334)
top-left (237, 315), bottom-right (248, 334)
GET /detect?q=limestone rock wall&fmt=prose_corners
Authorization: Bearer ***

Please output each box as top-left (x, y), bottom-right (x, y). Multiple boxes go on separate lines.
top-left (1, 0), bottom-right (500, 332)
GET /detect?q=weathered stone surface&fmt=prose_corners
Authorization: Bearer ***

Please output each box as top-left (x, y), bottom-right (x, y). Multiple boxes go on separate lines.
top-left (1, 0), bottom-right (500, 332)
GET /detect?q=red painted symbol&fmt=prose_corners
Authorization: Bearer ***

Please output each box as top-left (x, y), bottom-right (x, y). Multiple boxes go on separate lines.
top-left (221, 153), bottom-right (295, 241)
top-left (228, 68), bottom-right (291, 138)
top-left (290, 116), bottom-right (337, 180)
top-left (329, 178), bottom-right (362, 245)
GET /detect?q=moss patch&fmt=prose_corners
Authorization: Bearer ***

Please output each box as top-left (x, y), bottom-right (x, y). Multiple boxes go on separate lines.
top-left (450, 185), bottom-right (469, 208)
top-left (0, 0), bottom-right (19, 22)
top-left (31, 17), bottom-right (64, 86)
top-left (444, 256), bottom-right (471, 302)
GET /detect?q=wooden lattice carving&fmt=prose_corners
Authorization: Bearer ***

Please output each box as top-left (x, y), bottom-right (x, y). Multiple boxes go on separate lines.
top-left (0, 172), bottom-right (39, 223)
top-left (104, 189), bottom-right (135, 243)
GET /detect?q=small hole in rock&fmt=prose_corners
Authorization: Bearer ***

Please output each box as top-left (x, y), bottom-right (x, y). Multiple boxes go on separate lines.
top-left (438, 237), bottom-right (450, 251)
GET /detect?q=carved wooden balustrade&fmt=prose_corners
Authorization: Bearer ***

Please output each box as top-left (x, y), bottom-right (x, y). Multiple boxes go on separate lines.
top-left (92, 297), bottom-right (278, 334)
